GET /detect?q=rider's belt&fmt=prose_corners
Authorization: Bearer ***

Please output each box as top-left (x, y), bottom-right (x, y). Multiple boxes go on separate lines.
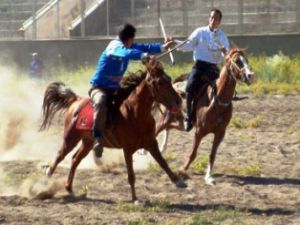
top-left (195, 60), bottom-right (216, 68)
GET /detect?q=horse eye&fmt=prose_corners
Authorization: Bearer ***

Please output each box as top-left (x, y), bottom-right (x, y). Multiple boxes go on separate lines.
top-left (236, 59), bottom-right (243, 68)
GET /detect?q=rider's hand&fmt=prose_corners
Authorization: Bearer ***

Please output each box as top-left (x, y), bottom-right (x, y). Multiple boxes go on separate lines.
top-left (163, 40), bottom-right (176, 50)
top-left (141, 53), bottom-right (155, 64)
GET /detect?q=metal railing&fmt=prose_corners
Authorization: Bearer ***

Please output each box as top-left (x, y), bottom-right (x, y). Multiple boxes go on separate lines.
top-left (0, 0), bottom-right (299, 40)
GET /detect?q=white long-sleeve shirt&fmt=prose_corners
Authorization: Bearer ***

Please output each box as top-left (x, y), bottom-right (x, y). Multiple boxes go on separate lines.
top-left (176, 25), bottom-right (230, 64)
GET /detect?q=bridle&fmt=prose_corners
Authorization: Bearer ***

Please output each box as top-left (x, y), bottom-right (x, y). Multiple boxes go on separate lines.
top-left (145, 65), bottom-right (173, 105)
top-left (227, 51), bottom-right (249, 83)
top-left (212, 51), bottom-right (249, 107)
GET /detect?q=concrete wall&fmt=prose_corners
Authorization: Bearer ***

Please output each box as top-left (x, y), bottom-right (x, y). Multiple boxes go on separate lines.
top-left (0, 34), bottom-right (299, 71)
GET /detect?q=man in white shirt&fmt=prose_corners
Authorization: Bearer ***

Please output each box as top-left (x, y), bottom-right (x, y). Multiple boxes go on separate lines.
top-left (175, 8), bottom-right (230, 131)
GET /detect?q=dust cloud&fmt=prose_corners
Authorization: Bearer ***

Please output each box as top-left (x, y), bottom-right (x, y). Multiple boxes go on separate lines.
top-left (0, 65), bottom-right (153, 197)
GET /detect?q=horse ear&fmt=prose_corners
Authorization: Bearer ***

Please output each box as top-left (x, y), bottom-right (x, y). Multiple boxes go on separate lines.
top-left (230, 41), bottom-right (238, 49)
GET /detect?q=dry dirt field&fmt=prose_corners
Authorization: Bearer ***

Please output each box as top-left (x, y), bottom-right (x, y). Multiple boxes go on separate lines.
top-left (0, 95), bottom-right (299, 225)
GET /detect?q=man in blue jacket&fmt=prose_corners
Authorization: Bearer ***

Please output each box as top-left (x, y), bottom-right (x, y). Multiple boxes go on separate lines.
top-left (89, 23), bottom-right (173, 157)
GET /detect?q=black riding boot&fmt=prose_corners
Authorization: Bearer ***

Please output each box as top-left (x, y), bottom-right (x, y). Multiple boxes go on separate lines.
top-left (92, 128), bottom-right (104, 158)
top-left (184, 92), bottom-right (194, 132)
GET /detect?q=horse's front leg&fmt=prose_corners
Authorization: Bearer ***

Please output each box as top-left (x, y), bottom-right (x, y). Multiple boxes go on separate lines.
top-left (205, 130), bottom-right (225, 185)
top-left (123, 149), bottom-right (138, 203)
top-left (145, 141), bottom-right (187, 188)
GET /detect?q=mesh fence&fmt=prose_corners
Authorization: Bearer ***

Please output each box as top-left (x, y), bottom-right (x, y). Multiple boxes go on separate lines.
top-left (0, 0), bottom-right (299, 40)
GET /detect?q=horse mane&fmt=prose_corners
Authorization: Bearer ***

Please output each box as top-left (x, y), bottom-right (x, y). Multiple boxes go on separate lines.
top-left (114, 70), bottom-right (147, 103)
top-left (226, 47), bottom-right (246, 59)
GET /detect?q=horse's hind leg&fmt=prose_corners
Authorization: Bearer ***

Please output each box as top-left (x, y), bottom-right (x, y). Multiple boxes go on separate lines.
top-left (45, 130), bottom-right (81, 177)
top-left (180, 130), bottom-right (204, 172)
top-left (65, 138), bottom-right (93, 193)
top-left (205, 130), bottom-right (225, 185)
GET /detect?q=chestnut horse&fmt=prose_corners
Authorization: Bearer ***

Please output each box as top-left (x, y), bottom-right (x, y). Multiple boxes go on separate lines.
top-left (155, 48), bottom-right (255, 185)
top-left (39, 58), bottom-right (186, 203)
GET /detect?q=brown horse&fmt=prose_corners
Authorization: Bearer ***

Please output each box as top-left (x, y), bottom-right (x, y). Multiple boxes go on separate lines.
top-left (39, 57), bottom-right (186, 203)
top-left (155, 48), bottom-right (255, 185)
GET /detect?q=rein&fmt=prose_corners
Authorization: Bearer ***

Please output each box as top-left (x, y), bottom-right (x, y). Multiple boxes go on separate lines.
top-left (156, 39), bottom-right (189, 60)
top-left (211, 81), bottom-right (232, 107)
top-left (211, 53), bottom-right (242, 108)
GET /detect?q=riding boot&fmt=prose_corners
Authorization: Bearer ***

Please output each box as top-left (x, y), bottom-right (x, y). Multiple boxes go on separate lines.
top-left (92, 128), bottom-right (104, 158)
top-left (184, 92), bottom-right (194, 132)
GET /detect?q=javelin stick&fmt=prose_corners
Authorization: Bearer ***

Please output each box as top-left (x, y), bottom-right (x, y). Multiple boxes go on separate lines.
top-left (159, 17), bottom-right (175, 64)
top-left (156, 39), bottom-right (188, 60)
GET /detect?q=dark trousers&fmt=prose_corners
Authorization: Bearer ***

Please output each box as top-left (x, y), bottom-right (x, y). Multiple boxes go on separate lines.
top-left (185, 60), bottom-right (220, 120)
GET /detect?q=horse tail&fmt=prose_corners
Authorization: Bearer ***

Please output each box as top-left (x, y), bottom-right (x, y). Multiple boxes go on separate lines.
top-left (39, 82), bottom-right (77, 131)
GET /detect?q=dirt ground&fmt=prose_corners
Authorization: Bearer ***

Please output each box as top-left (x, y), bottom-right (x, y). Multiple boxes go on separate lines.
top-left (0, 95), bottom-right (299, 225)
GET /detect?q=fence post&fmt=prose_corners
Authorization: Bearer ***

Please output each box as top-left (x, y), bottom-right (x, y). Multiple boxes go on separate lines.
top-left (182, 0), bottom-right (188, 37)
top-left (80, 0), bottom-right (85, 37)
top-left (106, 0), bottom-right (110, 35)
top-left (238, 0), bottom-right (244, 34)
top-left (157, 0), bottom-right (161, 36)
top-left (57, 0), bottom-right (60, 38)
top-left (131, 0), bottom-right (136, 24)
top-left (32, 0), bottom-right (37, 39)
top-left (296, 0), bottom-right (300, 31)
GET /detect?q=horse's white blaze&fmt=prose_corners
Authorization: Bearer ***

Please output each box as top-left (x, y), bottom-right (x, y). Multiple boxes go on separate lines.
top-left (240, 55), bottom-right (254, 83)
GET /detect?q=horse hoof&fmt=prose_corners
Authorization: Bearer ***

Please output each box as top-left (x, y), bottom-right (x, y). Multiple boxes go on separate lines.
top-left (133, 200), bottom-right (140, 206)
top-left (176, 179), bottom-right (187, 188)
top-left (42, 165), bottom-right (52, 177)
top-left (65, 186), bottom-right (74, 195)
top-left (205, 177), bottom-right (216, 186)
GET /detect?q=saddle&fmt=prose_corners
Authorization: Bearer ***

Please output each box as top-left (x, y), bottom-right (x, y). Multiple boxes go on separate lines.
top-left (76, 96), bottom-right (118, 130)
top-left (189, 80), bottom-right (217, 121)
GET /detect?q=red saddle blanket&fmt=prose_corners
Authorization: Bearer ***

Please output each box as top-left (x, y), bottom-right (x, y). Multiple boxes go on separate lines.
top-left (76, 99), bottom-right (94, 130)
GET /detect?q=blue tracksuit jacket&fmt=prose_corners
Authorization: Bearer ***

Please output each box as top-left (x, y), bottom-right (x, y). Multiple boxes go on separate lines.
top-left (90, 38), bottom-right (162, 90)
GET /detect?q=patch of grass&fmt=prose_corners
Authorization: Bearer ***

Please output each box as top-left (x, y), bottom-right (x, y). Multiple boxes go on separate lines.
top-left (284, 124), bottom-right (300, 138)
top-left (238, 134), bottom-right (250, 142)
top-left (220, 164), bottom-right (261, 177)
top-left (128, 217), bottom-right (156, 225)
top-left (230, 116), bottom-right (246, 129)
top-left (230, 116), bottom-right (263, 129)
top-left (163, 152), bottom-right (177, 161)
top-left (189, 206), bottom-right (248, 225)
top-left (191, 155), bottom-right (209, 174)
top-left (147, 161), bottom-right (162, 173)
top-left (117, 200), bottom-right (171, 213)
top-left (245, 116), bottom-right (263, 128)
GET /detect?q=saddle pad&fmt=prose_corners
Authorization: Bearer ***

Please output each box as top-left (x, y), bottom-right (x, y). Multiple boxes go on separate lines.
top-left (76, 99), bottom-right (94, 130)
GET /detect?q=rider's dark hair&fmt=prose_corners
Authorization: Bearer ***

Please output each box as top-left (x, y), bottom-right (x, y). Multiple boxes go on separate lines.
top-left (210, 8), bottom-right (222, 21)
top-left (119, 24), bottom-right (136, 42)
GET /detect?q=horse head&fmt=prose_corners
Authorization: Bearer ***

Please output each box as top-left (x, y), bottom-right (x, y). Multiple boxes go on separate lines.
top-left (142, 56), bottom-right (181, 113)
top-left (225, 48), bottom-right (255, 85)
